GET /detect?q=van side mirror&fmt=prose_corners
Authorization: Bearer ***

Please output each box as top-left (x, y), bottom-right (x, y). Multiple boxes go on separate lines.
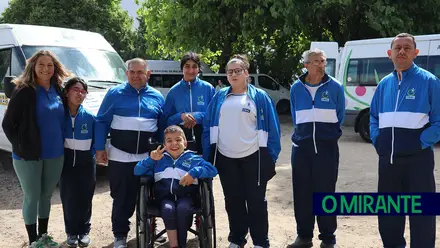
top-left (4, 76), bottom-right (16, 98)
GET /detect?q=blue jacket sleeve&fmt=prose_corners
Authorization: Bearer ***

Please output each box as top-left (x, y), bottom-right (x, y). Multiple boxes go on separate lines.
top-left (202, 96), bottom-right (215, 161)
top-left (163, 90), bottom-right (184, 126)
top-left (337, 83), bottom-right (346, 127)
top-left (370, 84), bottom-right (380, 146)
top-left (156, 95), bottom-right (166, 143)
top-left (134, 157), bottom-right (156, 176)
top-left (290, 84), bottom-right (296, 127)
top-left (188, 156), bottom-right (218, 179)
top-left (420, 77), bottom-right (440, 148)
top-left (265, 94), bottom-right (281, 163)
top-left (95, 90), bottom-right (115, 151)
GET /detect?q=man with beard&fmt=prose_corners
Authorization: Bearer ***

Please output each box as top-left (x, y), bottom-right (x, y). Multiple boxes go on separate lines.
top-left (370, 33), bottom-right (440, 248)
top-left (287, 48), bottom-right (345, 248)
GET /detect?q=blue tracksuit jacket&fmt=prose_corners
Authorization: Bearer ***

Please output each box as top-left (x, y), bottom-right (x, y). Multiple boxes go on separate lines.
top-left (163, 77), bottom-right (215, 126)
top-left (370, 63), bottom-right (440, 162)
top-left (290, 73), bottom-right (345, 153)
top-left (95, 82), bottom-right (165, 157)
top-left (134, 150), bottom-right (218, 200)
top-left (64, 105), bottom-right (96, 167)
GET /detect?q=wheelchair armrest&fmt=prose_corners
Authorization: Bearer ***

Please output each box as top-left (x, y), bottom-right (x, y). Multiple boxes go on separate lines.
top-left (140, 176), bottom-right (155, 186)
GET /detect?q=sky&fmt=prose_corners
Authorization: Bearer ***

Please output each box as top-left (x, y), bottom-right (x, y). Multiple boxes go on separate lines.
top-left (0, 0), bottom-right (139, 28)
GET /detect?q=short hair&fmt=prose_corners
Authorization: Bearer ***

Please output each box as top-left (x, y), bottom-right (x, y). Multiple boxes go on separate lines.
top-left (391, 33), bottom-right (417, 49)
top-left (164, 125), bottom-right (186, 140)
top-left (226, 54), bottom-right (250, 70)
top-left (180, 52), bottom-right (201, 70)
top-left (126, 58), bottom-right (148, 70)
top-left (302, 48), bottom-right (326, 63)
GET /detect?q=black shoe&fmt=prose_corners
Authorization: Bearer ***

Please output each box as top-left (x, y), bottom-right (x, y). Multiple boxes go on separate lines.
top-left (320, 242), bottom-right (336, 248)
top-left (286, 237), bottom-right (313, 248)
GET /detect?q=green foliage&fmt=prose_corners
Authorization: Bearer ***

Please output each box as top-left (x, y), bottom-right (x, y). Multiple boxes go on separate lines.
top-left (1, 0), bottom-right (136, 60)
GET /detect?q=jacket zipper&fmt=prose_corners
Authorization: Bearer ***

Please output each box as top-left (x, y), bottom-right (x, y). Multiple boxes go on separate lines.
top-left (390, 78), bottom-right (402, 164)
top-left (189, 82), bottom-right (195, 140)
top-left (312, 99), bottom-right (318, 154)
top-left (136, 90), bottom-right (141, 154)
top-left (70, 109), bottom-right (78, 167)
top-left (166, 152), bottom-right (186, 200)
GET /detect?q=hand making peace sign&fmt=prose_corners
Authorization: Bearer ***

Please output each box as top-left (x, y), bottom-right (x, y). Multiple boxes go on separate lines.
top-left (150, 145), bottom-right (166, 161)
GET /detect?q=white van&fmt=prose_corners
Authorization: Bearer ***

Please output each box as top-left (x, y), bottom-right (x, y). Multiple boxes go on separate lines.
top-left (147, 60), bottom-right (291, 114)
top-left (0, 24), bottom-right (127, 152)
top-left (311, 34), bottom-right (440, 142)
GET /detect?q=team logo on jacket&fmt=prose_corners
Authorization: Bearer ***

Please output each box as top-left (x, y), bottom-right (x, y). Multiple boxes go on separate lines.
top-left (321, 90), bottom-right (330, 102)
top-left (197, 95), bottom-right (205, 105)
top-left (56, 96), bottom-right (63, 104)
top-left (182, 159), bottom-right (191, 168)
top-left (406, 88), bottom-right (416, 100)
top-left (81, 123), bottom-right (88, 134)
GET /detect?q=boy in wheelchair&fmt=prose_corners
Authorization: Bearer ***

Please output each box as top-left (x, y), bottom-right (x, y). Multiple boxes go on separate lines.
top-left (134, 125), bottom-right (218, 248)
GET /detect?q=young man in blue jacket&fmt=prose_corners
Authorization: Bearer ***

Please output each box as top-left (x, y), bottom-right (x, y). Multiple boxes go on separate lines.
top-left (95, 58), bottom-right (165, 248)
top-left (287, 48), bottom-right (345, 248)
top-left (162, 52), bottom-right (215, 154)
top-left (370, 33), bottom-right (440, 248)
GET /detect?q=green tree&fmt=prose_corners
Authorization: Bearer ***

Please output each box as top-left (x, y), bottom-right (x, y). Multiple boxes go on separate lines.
top-left (136, 0), bottom-right (308, 86)
top-left (1, 0), bottom-right (136, 60)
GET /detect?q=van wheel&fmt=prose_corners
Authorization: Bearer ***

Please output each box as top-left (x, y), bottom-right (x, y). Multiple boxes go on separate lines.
top-left (276, 100), bottom-right (290, 115)
top-left (358, 113), bottom-right (372, 143)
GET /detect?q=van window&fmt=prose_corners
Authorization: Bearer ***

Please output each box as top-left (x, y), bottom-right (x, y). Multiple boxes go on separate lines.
top-left (346, 58), bottom-right (394, 86)
top-left (258, 75), bottom-right (278, 91)
top-left (200, 75), bottom-right (230, 87)
top-left (0, 49), bottom-right (12, 92)
top-left (427, 55), bottom-right (440, 78)
top-left (149, 74), bottom-right (162, 87)
top-left (22, 46), bottom-right (127, 84)
top-left (326, 58), bottom-right (336, 77)
top-left (162, 74), bottom-right (182, 88)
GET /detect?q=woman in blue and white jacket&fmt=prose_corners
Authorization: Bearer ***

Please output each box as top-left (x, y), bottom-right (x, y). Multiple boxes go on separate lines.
top-left (202, 54), bottom-right (281, 248)
top-left (59, 77), bottom-right (96, 248)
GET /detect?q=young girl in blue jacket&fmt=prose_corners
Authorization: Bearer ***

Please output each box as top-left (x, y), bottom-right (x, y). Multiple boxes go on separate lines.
top-left (134, 125), bottom-right (217, 248)
top-left (59, 77), bottom-right (96, 247)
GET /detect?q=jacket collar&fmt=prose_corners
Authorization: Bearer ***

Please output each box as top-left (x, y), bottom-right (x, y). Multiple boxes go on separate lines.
top-left (298, 71), bottom-right (330, 86)
top-left (392, 62), bottom-right (417, 80)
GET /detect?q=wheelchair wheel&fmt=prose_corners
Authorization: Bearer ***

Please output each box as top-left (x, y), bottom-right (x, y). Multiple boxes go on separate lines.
top-left (136, 185), bottom-right (152, 248)
top-left (198, 214), bottom-right (216, 248)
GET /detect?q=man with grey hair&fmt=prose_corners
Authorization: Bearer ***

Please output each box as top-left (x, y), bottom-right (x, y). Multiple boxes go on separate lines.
top-left (95, 58), bottom-right (165, 248)
top-left (287, 48), bottom-right (345, 248)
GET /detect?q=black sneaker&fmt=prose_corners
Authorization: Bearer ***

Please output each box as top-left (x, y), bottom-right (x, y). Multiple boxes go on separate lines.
top-left (78, 234), bottom-right (91, 247)
top-left (320, 242), bottom-right (336, 248)
top-left (66, 234), bottom-right (78, 247)
top-left (286, 237), bottom-right (313, 248)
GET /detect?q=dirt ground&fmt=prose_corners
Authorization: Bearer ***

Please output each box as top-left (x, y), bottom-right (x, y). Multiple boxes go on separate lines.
top-left (0, 115), bottom-right (439, 248)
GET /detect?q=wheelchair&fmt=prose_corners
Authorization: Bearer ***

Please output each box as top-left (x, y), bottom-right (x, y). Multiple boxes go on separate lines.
top-left (136, 176), bottom-right (216, 248)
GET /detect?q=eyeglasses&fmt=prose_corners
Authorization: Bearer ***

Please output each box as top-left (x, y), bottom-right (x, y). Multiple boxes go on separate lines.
top-left (69, 87), bottom-right (88, 95)
top-left (307, 59), bottom-right (327, 66)
top-left (226, 68), bottom-right (244, 76)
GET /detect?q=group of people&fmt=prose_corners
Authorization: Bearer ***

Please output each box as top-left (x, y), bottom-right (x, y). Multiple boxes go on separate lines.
top-left (2, 32), bottom-right (439, 248)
